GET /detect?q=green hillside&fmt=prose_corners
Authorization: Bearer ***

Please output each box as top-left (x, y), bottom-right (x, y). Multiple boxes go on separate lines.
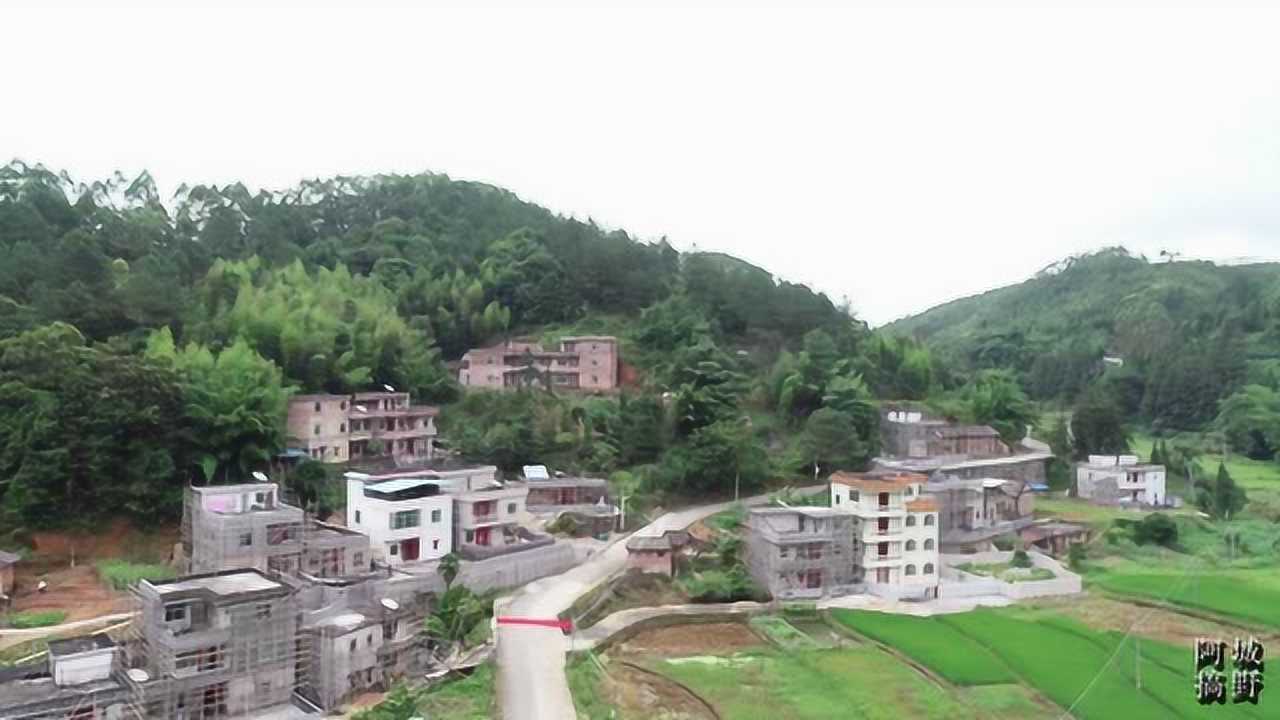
top-left (887, 248), bottom-right (1280, 431)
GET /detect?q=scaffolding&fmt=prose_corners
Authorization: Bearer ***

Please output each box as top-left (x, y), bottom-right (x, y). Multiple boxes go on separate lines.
top-left (121, 571), bottom-right (315, 719)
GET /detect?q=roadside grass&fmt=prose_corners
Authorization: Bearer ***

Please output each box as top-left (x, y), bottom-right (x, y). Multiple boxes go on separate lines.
top-left (939, 609), bottom-right (1267, 719)
top-left (95, 559), bottom-right (176, 590)
top-left (412, 664), bottom-right (495, 720)
top-left (2, 610), bottom-right (67, 629)
top-left (567, 655), bottom-right (616, 720)
top-left (654, 645), bottom-right (1049, 720)
top-left (0, 638), bottom-right (46, 665)
top-left (829, 610), bottom-right (1015, 685)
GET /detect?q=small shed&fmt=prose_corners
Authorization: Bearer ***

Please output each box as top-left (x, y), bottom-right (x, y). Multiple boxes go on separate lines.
top-left (0, 550), bottom-right (19, 598)
top-left (625, 531), bottom-right (690, 577)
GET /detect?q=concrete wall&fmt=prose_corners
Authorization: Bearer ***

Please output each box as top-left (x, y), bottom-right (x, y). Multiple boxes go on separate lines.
top-left (288, 396), bottom-right (351, 462)
top-left (456, 541), bottom-right (577, 593)
top-left (51, 648), bottom-right (115, 686)
top-left (939, 550), bottom-right (1082, 600)
top-left (563, 337), bottom-right (618, 391)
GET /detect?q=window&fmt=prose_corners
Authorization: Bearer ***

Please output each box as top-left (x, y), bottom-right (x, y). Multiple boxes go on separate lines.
top-left (256, 604), bottom-right (271, 620)
top-left (905, 564), bottom-right (917, 575)
top-left (432, 539), bottom-right (439, 550)
top-left (778, 547), bottom-right (789, 559)
top-left (350, 639), bottom-right (357, 652)
top-left (834, 494), bottom-right (842, 505)
top-left (355, 510), bottom-right (362, 524)
top-left (367, 633), bottom-right (373, 647)
top-left (314, 424), bottom-right (321, 436)
top-left (465, 530), bottom-right (474, 543)
top-left (924, 514), bottom-right (935, 526)
top-left (923, 563), bottom-right (934, 574)
top-left (239, 532), bottom-right (253, 547)
top-left (340, 401), bottom-right (347, 410)
top-left (507, 502), bottom-right (517, 514)
top-left (340, 423), bottom-right (346, 433)
top-left (851, 490), bottom-right (860, 502)
top-left (165, 604), bottom-right (187, 622)
top-left (267, 523), bottom-right (297, 545)
top-left (431, 509), bottom-right (442, 523)
top-left (906, 515), bottom-right (916, 526)
top-left (905, 540), bottom-right (916, 551)
top-left (314, 402), bottom-right (321, 412)
top-left (391, 510), bottom-right (420, 529)
top-left (924, 539), bottom-right (934, 550)
top-left (354, 552), bottom-right (364, 568)
top-left (388, 543), bottom-right (399, 556)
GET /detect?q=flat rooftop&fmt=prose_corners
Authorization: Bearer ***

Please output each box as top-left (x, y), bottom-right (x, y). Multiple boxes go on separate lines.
top-left (151, 569), bottom-right (284, 597)
top-left (47, 633), bottom-right (115, 656)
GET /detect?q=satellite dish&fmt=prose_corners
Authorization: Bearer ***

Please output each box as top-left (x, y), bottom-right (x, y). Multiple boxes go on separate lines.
top-left (127, 668), bottom-right (150, 683)
top-left (252, 471), bottom-right (269, 483)
top-left (355, 404), bottom-right (368, 413)
top-left (383, 384), bottom-right (396, 392)
top-left (381, 598), bottom-right (400, 611)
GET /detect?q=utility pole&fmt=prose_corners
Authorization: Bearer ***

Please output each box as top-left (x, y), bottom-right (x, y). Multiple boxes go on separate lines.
top-left (1135, 637), bottom-right (1142, 690)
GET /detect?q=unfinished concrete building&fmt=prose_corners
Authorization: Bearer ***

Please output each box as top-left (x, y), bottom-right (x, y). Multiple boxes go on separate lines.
top-left (0, 634), bottom-right (129, 720)
top-left (183, 484), bottom-right (305, 575)
top-left (924, 476), bottom-right (1035, 552)
top-left (286, 391), bottom-right (440, 465)
top-left (744, 507), bottom-right (857, 600)
top-left (124, 569), bottom-right (310, 719)
top-left (454, 482), bottom-right (553, 560)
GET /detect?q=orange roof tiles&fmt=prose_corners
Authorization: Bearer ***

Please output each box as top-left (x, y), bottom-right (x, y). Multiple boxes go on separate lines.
top-left (906, 497), bottom-right (939, 512)
top-left (829, 471), bottom-right (927, 493)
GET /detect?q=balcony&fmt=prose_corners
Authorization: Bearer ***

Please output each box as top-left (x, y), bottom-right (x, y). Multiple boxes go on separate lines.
top-left (470, 512), bottom-right (498, 524)
top-left (864, 552), bottom-right (903, 564)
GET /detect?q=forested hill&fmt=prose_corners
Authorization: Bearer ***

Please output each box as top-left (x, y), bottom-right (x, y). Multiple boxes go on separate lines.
top-left (0, 160), bottom-right (939, 530)
top-left (886, 248), bottom-right (1280, 432)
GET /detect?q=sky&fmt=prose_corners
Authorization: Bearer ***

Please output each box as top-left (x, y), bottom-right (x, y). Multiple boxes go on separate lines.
top-left (6, 2), bottom-right (1280, 325)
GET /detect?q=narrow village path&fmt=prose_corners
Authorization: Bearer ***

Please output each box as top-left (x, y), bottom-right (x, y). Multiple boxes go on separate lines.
top-left (496, 486), bottom-right (824, 720)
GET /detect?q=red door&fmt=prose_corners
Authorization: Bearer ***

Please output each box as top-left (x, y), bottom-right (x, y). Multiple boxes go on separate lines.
top-left (475, 527), bottom-right (491, 546)
top-left (401, 538), bottom-right (420, 561)
top-left (559, 488), bottom-right (575, 505)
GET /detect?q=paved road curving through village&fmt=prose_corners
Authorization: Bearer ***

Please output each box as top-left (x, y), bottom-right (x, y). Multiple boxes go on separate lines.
top-left (496, 486), bottom-right (823, 720)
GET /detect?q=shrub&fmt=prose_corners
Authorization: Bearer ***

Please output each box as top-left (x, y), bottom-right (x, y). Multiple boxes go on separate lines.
top-left (1067, 542), bottom-right (1087, 570)
top-left (680, 567), bottom-right (761, 602)
top-left (1010, 549), bottom-right (1032, 568)
top-left (992, 534), bottom-right (1018, 551)
top-left (96, 560), bottom-right (176, 590)
top-left (1133, 513), bottom-right (1178, 548)
top-left (4, 610), bottom-right (67, 629)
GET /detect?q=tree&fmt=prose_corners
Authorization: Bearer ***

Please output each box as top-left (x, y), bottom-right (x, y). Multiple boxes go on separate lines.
top-left (933, 370), bottom-right (1033, 446)
top-left (351, 684), bottom-right (421, 720)
top-left (1198, 462), bottom-right (1247, 520)
top-left (439, 552), bottom-right (461, 590)
top-left (799, 408), bottom-right (870, 475)
top-left (1213, 385), bottom-right (1280, 460)
top-left (1071, 388), bottom-right (1130, 458)
top-left (1133, 513), bottom-right (1178, 548)
top-left (0, 324), bottom-right (186, 527)
top-left (146, 329), bottom-right (293, 485)
top-left (660, 419), bottom-right (766, 496)
top-left (424, 584), bottom-right (487, 646)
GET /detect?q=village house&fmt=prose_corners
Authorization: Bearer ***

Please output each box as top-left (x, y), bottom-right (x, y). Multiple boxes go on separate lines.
top-left (744, 507), bottom-right (857, 599)
top-left (457, 336), bottom-right (619, 392)
top-left (345, 474), bottom-right (458, 565)
top-left (880, 406), bottom-right (1009, 459)
top-left (923, 476), bottom-right (1036, 552)
top-left (453, 482), bottom-right (554, 560)
top-left (521, 465), bottom-right (610, 509)
top-left (1075, 455), bottom-right (1167, 506)
top-left (829, 471), bottom-right (941, 598)
top-left (624, 531), bottom-right (690, 577)
top-left (286, 391), bottom-right (439, 464)
top-left (1019, 521), bottom-right (1092, 556)
top-left (126, 569), bottom-right (305, 719)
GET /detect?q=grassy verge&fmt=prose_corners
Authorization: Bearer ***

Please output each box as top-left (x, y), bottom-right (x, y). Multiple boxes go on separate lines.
top-left (3, 610), bottom-right (67, 629)
top-left (355, 665), bottom-right (496, 720)
top-left (95, 559), bottom-right (176, 590)
top-left (1091, 568), bottom-right (1280, 629)
top-left (567, 655), bottom-right (616, 720)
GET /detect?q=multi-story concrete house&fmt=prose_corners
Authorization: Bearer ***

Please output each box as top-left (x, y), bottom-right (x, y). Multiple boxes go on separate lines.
top-left (880, 406), bottom-right (1009, 459)
top-left (1076, 455), bottom-right (1167, 506)
top-left (184, 484), bottom-right (369, 578)
top-left (184, 484), bottom-right (305, 575)
top-left (126, 569), bottom-right (304, 719)
top-left (286, 391), bottom-right (439, 464)
top-left (924, 476), bottom-right (1035, 552)
top-left (829, 471), bottom-right (940, 598)
top-left (345, 475), bottom-right (457, 565)
top-left (521, 465), bottom-right (610, 510)
top-left (454, 483), bottom-right (553, 560)
top-left (744, 507), bottom-right (857, 599)
top-left (457, 336), bottom-right (619, 392)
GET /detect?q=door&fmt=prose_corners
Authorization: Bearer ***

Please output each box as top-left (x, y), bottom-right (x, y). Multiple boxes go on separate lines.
top-left (560, 488), bottom-right (575, 505)
top-left (475, 527), bottom-right (492, 547)
top-left (401, 538), bottom-right (420, 561)
top-left (805, 570), bottom-right (822, 589)
top-left (877, 517), bottom-right (889, 534)
top-left (876, 567), bottom-right (890, 583)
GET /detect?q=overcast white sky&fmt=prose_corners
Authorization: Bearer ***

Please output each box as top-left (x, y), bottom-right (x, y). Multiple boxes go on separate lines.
top-left (6, 2), bottom-right (1280, 325)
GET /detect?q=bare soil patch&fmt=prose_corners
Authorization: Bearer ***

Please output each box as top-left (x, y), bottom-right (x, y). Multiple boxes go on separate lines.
top-left (612, 622), bottom-right (762, 657)
top-left (10, 565), bottom-right (130, 621)
top-left (1025, 593), bottom-right (1280, 648)
top-left (599, 660), bottom-right (716, 720)
top-left (28, 519), bottom-right (178, 564)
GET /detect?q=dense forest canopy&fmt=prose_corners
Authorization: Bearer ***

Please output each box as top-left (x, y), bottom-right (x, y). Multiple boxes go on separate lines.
top-left (887, 248), bottom-right (1276, 433)
top-left (0, 160), bottom-right (935, 529)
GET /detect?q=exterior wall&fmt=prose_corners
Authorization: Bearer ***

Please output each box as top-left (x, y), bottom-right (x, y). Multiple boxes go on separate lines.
top-left (315, 625), bottom-right (384, 709)
top-left (945, 457), bottom-right (1047, 484)
top-left (454, 486), bottom-right (532, 557)
top-left (346, 479), bottom-right (453, 565)
top-left (1076, 463), bottom-right (1167, 505)
top-left (287, 395), bottom-right (351, 462)
top-left (830, 478), bottom-right (939, 595)
top-left (186, 485), bottom-right (305, 575)
top-left (301, 527), bottom-right (370, 578)
top-left (932, 433), bottom-right (1006, 458)
top-left (0, 565), bottom-right (13, 595)
top-left (880, 417), bottom-right (945, 458)
top-left (458, 337), bottom-right (619, 391)
top-left (525, 482), bottom-right (609, 508)
top-left (745, 510), bottom-right (857, 599)
top-left (50, 649), bottom-right (115, 686)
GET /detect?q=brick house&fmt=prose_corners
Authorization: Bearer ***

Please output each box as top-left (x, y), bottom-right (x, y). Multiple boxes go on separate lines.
top-left (458, 336), bottom-right (619, 392)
